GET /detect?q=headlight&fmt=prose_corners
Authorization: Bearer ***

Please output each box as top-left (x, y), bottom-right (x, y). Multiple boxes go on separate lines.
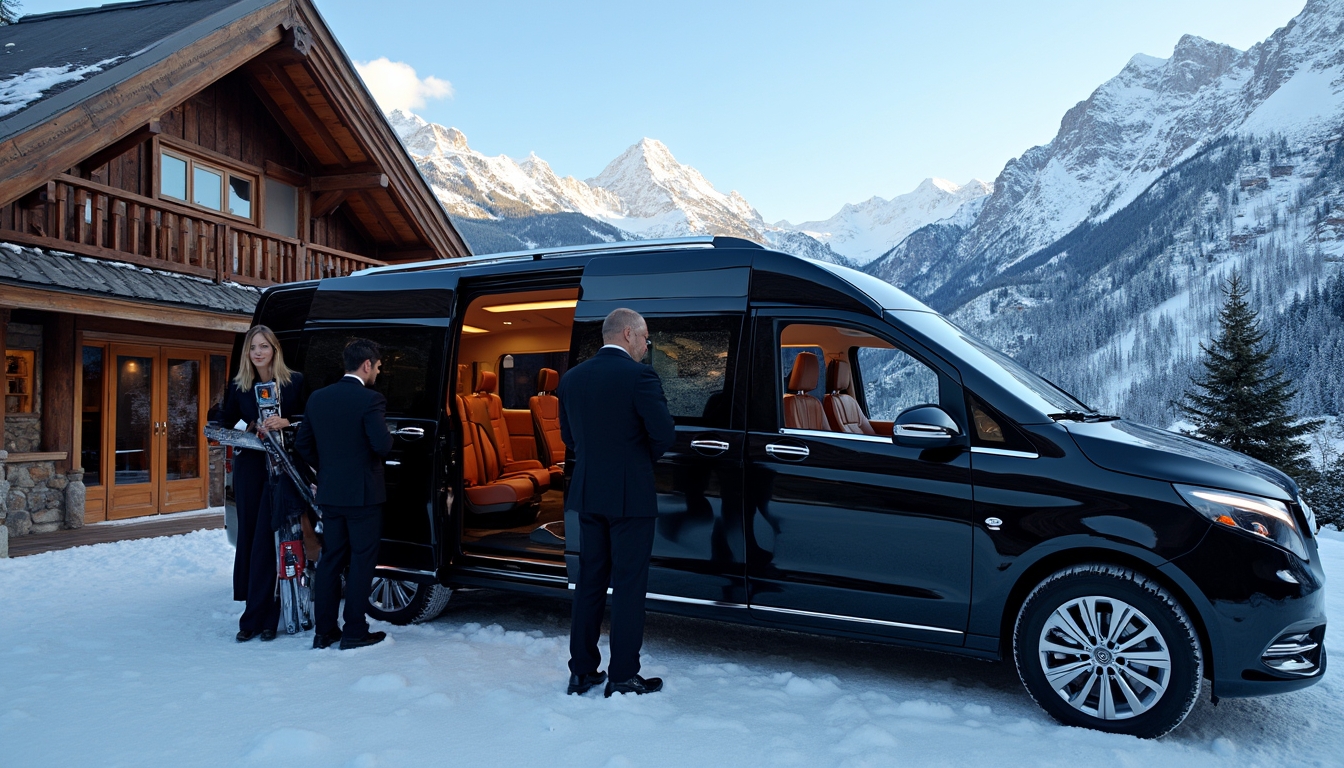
top-left (1299, 496), bottom-right (1318, 534)
top-left (1174, 484), bottom-right (1308, 560)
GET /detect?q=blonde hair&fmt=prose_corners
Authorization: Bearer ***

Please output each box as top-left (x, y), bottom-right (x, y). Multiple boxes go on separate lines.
top-left (233, 325), bottom-right (294, 390)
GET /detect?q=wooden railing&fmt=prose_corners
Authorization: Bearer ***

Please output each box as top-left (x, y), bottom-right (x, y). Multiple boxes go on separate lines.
top-left (4, 174), bottom-right (385, 285)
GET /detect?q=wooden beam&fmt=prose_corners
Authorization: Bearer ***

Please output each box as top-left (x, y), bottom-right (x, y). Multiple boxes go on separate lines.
top-left (311, 172), bottom-right (387, 193)
top-left (0, 5), bottom-right (288, 209)
top-left (357, 189), bottom-right (405, 246)
top-left (310, 190), bottom-right (345, 218)
top-left (243, 70), bottom-right (325, 170)
top-left (263, 160), bottom-right (307, 186)
top-left (0, 284), bottom-right (251, 333)
top-left (259, 61), bottom-right (352, 167)
top-left (41, 313), bottom-right (75, 474)
top-left (0, 307), bottom-right (8, 451)
top-left (269, 22), bottom-right (313, 64)
top-left (79, 121), bottom-right (162, 176)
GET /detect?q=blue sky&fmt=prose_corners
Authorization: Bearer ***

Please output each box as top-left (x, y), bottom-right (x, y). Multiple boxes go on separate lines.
top-left (24, 0), bottom-right (1308, 222)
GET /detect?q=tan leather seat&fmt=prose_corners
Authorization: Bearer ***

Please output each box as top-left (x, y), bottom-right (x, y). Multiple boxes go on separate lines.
top-left (466, 370), bottom-right (551, 491)
top-left (529, 368), bottom-right (565, 487)
top-left (782, 352), bottom-right (828, 431)
top-left (824, 360), bottom-right (876, 435)
top-left (457, 395), bottom-right (538, 516)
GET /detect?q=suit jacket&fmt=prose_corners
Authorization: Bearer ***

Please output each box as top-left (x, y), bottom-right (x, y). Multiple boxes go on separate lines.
top-left (559, 346), bottom-right (676, 518)
top-left (295, 376), bottom-right (393, 506)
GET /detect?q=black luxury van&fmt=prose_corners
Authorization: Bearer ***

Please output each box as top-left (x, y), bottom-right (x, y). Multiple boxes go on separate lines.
top-left (225, 236), bottom-right (1325, 738)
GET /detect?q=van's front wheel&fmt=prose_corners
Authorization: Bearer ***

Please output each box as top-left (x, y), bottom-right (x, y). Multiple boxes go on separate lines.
top-left (1013, 564), bottom-right (1202, 738)
top-left (366, 577), bottom-right (452, 625)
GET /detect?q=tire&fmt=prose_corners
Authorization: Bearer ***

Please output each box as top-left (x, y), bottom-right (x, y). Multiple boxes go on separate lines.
top-left (365, 577), bottom-right (453, 625)
top-left (1013, 564), bottom-right (1202, 738)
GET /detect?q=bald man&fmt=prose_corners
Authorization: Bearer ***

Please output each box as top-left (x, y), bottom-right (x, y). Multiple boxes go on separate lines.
top-left (559, 308), bottom-right (676, 697)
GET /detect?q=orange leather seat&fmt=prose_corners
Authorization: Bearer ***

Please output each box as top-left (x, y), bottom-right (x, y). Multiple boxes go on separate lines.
top-left (466, 370), bottom-right (551, 491)
top-left (824, 360), bottom-right (876, 435)
top-left (529, 367), bottom-right (566, 487)
top-left (457, 394), bottom-right (538, 516)
top-left (782, 352), bottom-right (828, 431)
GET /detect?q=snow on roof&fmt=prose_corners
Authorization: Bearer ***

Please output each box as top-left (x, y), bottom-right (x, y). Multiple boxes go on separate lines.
top-left (0, 57), bottom-right (122, 118)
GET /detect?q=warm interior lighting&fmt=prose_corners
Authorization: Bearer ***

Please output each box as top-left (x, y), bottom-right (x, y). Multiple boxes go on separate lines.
top-left (482, 299), bottom-right (578, 313)
top-left (462, 325), bottom-right (488, 334)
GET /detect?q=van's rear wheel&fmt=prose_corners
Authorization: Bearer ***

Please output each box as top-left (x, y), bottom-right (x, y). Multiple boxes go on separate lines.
top-left (1013, 564), bottom-right (1202, 738)
top-left (366, 577), bottom-right (452, 625)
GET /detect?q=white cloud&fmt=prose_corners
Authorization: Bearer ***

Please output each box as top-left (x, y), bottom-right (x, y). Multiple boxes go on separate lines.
top-left (354, 58), bottom-right (453, 113)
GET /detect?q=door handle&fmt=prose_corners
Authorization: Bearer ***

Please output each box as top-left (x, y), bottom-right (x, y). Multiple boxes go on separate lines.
top-left (385, 460), bottom-right (401, 466)
top-left (765, 442), bottom-right (809, 461)
top-left (391, 427), bottom-right (425, 440)
top-left (690, 439), bottom-right (730, 456)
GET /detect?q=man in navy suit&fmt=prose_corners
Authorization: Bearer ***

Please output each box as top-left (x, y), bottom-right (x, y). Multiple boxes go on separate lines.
top-left (295, 338), bottom-right (393, 650)
top-left (559, 308), bottom-right (676, 696)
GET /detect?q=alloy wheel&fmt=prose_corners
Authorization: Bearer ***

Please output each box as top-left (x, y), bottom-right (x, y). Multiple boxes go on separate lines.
top-left (1037, 596), bottom-right (1172, 720)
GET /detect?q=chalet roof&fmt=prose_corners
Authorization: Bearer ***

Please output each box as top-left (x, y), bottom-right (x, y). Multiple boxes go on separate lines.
top-left (0, 241), bottom-right (258, 315)
top-left (0, 0), bottom-right (263, 142)
top-left (0, 0), bottom-right (470, 261)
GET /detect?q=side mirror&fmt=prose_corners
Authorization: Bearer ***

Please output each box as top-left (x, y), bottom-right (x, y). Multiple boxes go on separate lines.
top-left (893, 404), bottom-right (960, 448)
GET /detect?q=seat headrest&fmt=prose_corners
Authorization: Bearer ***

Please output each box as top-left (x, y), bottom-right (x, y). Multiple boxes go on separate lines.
top-left (827, 360), bottom-right (851, 392)
top-left (787, 352), bottom-right (820, 393)
top-left (537, 367), bottom-right (559, 393)
top-left (475, 369), bottom-right (498, 393)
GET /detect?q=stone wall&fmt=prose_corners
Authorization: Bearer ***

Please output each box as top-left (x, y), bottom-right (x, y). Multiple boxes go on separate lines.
top-left (5, 322), bottom-right (42, 453)
top-left (3, 459), bottom-right (70, 535)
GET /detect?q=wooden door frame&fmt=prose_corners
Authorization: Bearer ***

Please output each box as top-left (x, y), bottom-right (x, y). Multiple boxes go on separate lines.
top-left (105, 343), bottom-right (161, 520)
top-left (159, 347), bottom-right (210, 514)
top-left (77, 334), bottom-right (231, 521)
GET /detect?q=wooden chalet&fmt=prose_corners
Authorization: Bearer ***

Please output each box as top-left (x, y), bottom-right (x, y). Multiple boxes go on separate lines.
top-left (0, 0), bottom-right (469, 547)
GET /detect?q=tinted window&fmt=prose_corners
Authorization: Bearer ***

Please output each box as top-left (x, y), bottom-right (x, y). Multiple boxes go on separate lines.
top-left (301, 328), bottom-right (443, 416)
top-left (498, 351), bottom-right (569, 409)
top-left (781, 345), bottom-right (825, 400)
top-left (572, 315), bottom-right (740, 428)
top-left (857, 347), bottom-right (941, 420)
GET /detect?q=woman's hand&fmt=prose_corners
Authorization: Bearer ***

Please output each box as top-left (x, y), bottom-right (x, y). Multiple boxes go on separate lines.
top-left (257, 416), bottom-right (290, 435)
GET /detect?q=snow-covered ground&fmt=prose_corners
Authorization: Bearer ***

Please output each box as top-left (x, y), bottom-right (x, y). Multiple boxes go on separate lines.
top-left (2, 528), bottom-right (1339, 767)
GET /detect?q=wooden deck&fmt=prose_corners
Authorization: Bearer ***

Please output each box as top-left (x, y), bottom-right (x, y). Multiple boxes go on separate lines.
top-left (7, 511), bottom-right (225, 558)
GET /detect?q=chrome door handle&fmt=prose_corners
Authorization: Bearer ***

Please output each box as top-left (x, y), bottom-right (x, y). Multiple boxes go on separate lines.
top-left (385, 460), bottom-right (401, 466)
top-left (690, 439), bottom-right (730, 455)
top-left (391, 427), bottom-right (425, 439)
top-left (765, 443), bottom-right (809, 461)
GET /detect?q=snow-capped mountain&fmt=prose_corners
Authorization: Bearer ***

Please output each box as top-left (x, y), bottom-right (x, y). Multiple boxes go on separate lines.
top-left (913, 0), bottom-right (1344, 291)
top-left (779, 178), bottom-right (992, 265)
top-left (864, 0), bottom-right (1344, 427)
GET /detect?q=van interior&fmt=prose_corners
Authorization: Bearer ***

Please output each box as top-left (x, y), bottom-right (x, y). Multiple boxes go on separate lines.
top-left (453, 287), bottom-right (579, 561)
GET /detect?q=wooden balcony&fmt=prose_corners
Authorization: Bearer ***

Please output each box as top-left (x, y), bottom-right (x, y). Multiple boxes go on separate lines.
top-left (1, 174), bottom-right (385, 286)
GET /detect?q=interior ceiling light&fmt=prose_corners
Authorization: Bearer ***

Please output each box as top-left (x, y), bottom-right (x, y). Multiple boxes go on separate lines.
top-left (482, 299), bottom-right (578, 313)
top-left (461, 325), bottom-right (488, 334)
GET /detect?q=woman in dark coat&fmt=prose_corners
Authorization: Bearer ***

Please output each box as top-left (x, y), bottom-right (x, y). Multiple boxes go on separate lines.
top-left (211, 325), bottom-right (306, 642)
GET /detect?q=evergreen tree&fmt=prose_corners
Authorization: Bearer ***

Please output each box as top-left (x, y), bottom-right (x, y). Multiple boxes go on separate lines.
top-left (0, 0), bottom-right (19, 25)
top-left (1175, 271), bottom-right (1320, 476)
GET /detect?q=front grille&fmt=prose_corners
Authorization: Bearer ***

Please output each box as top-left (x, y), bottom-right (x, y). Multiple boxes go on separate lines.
top-left (1261, 626), bottom-right (1325, 676)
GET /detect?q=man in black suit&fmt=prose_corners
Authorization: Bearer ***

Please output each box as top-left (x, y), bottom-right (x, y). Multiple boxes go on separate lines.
top-left (559, 308), bottom-right (676, 696)
top-left (295, 338), bottom-right (393, 650)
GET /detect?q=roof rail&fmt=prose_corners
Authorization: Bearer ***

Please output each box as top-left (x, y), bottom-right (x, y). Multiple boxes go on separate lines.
top-left (349, 236), bottom-right (719, 278)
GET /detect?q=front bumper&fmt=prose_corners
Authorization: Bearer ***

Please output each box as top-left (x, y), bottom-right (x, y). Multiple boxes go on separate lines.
top-left (1164, 524), bottom-right (1327, 698)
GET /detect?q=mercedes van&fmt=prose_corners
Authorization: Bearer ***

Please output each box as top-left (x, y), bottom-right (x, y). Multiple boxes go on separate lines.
top-left (227, 236), bottom-right (1325, 738)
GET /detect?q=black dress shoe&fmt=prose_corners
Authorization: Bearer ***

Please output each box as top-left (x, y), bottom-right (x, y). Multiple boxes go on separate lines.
top-left (260, 629), bottom-right (278, 641)
top-left (339, 631), bottom-right (387, 650)
top-left (312, 628), bottom-right (342, 649)
top-left (567, 671), bottom-right (607, 695)
top-left (236, 629), bottom-right (258, 642)
top-left (605, 675), bottom-right (663, 697)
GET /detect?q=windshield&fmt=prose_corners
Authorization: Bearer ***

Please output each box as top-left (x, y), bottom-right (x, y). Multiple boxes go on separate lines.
top-left (895, 310), bottom-right (1095, 416)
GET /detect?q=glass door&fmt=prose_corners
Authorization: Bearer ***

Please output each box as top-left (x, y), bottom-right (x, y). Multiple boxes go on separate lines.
top-left (160, 348), bottom-right (209, 513)
top-left (108, 344), bottom-right (158, 520)
top-left (104, 345), bottom-right (211, 519)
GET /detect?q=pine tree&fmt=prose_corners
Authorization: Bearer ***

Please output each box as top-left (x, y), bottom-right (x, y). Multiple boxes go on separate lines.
top-left (1175, 272), bottom-right (1320, 476)
top-left (0, 0), bottom-right (19, 25)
